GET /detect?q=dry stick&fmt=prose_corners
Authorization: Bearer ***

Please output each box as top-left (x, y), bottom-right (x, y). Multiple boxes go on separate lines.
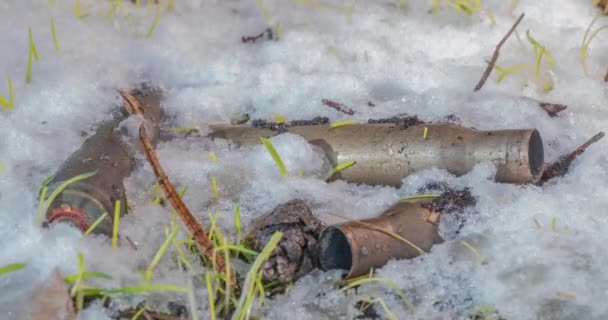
top-left (540, 131), bottom-right (605, 183)
top-left (242, 28), bottom-right (273, 43)
top-left (321, 99), bottom-right (355, 115)
top-left (474, 13), bottom-right (525, 92)
top-left (117, 90), bottom-right (232, 285)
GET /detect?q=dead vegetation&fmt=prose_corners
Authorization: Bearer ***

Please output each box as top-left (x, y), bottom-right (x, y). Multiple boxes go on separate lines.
top-left (539, 131), bottom-right (605, 184)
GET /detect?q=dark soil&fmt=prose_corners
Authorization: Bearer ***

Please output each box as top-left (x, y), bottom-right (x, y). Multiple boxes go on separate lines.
top-left (367, 115), bottom-right (424, 129)
top-left (251, 118), bottom-right (288, 132)
top-left (241, 27), bottom-right (274, 43)
top-left (539, 132), bottom-right (605, 184)
top-left (289, 116), bottom-right (330, 126)
top-left (421, 186), bottom-right (477, 215)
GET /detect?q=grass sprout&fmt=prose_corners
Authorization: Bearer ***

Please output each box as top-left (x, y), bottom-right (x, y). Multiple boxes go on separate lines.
top-left (400, 194), bottom-right (440, 201)
top-left (581, 15), bottom-right (608, 76)
top-left (423, 126), bottom-right (429, 139)
top-left (145, 224), bottom-right (180, 282)
top-left (51, 17), bottom-right (60, 51)
top-left (235, 204), bottom-right (242, 242)
top-left (99, 284), bottom-right (190, 295)
top-left (234, 231), bottom-right (283, 320)
top-left (43, 171), bottom-right (96, 212)
top-left (26, 27), bottom-right (40, 84)
top-left (64, 271), bottom-right (112, 283)
top-left (398, 0), bottom-right (409, 11)
top-left (525, 30), bottom-right (555, 78)
top-left (359, 296), bottom-right (399, 320)
top-left (0, 160), bottom-right (4, 174)
top-left (82, 212), bottom-right (109, 237)
top-left (206, 272), bottom-right (217, 320)
top-left (112, 200), bottom-right (121, 249)
top-left (255, 0), bottom-right (272, 21)
top-left (342, 276), bottom-right (414, 313)
top-left (212, 176), bottom-right (219, 201)
top-left (462, 240), bottom-right (485, 264)
top-left (0, 76), bottom-right (14, 110)
top-left (260, 137), bottom-right (288, 176)
top-left (332, 160), bottom-right (356, 174)
top-left (485, 60), bottom-right (529, 82)
top-left (0, 263), bottom-right (26, 277)
top-left (330, 120), bottom-right (356, 128)
top-left (130, 306), bottom-right (147, 320)
top-left (146, 4), bottom-right (162, 38)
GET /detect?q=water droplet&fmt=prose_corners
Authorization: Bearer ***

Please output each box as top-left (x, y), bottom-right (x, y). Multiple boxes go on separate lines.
top-left (360, 246), bottom-right (369, 256)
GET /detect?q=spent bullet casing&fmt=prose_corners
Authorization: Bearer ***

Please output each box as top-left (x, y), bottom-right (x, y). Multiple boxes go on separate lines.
top-left (208, 123), bottom-right (544, 186)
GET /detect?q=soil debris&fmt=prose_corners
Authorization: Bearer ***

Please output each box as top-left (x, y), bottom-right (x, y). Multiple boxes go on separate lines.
top-left (420, 186), bottom-right (477, 215)
top-left (474, 13), bottom-right (525, 91)
top-left (321, 98), bottom-right (355, 115)
top-left (246, 199), bottom-right (325, 283)
top-left (539, 102), bottom-right (567, 117)
top-left (251, 118), bottom-right (288, 132)
top-left (539, 131), bottom-right (605, 184)
top-left (289, 116), bottom-right (330, 126)
top-left (241, 27), bottom-right (274, 43)
top-left (368, 115), bottom-right (425, 128)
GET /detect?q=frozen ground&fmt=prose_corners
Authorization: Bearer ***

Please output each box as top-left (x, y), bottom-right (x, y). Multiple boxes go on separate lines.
top-left (0, 0), bottom-right (607, 319)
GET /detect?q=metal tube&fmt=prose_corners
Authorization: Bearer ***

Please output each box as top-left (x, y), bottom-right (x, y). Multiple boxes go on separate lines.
top-left (208, 123), bottom-right (544, 186)
top-left (45, 89), bottom-right (161, 235)
top-left (318, 201), bottom-right (443, 278)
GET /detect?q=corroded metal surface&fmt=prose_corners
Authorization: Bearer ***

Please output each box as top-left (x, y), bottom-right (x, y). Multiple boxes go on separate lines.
top-left (45, 88), bottom-right (161, 235)
top-left (319, 201), bottom-right (443, 278)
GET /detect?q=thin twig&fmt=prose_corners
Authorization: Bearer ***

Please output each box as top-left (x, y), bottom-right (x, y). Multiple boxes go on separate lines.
top-left (241, 28), bottom-right (273, 43)
top-left (474, 13), bottom-right (525, 92)
top-left (117, 90), bottom-right (233, 285)
top-left (539, 131), bottom-right (605, 183)
top-left (321, 99), bottom-right (355, 115)
top-left (539, 102), bottom-right (567, 117)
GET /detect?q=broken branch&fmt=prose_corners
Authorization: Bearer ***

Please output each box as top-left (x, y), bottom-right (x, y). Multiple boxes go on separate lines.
top-left (321, 99), bottom-right (355, 115)
top-left (241, 28), bottom-right (273, 43)
top-left (539, 131), bottom-right (605, 183)
top-left (117, 90), bottom-right (232, 285)
top-left (474, 13), bottom-right (525, 91)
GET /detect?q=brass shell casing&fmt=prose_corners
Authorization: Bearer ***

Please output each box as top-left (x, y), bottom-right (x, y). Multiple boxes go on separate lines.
top-left (208, 123), bottom-right (544, 186)
top-left (319, 201), bottom-right (442, 278)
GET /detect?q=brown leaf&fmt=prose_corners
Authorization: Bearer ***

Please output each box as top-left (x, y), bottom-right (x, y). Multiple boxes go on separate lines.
top-left (30, 268), bottom-right (76, 320)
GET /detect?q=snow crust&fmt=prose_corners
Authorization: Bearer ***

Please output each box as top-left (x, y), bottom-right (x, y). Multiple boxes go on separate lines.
top-left (1, 0), bottom-right (607, 319)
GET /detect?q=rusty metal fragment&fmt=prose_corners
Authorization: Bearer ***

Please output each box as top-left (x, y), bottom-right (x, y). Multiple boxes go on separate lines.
top-left (209, 123), bottom-right (544, 186)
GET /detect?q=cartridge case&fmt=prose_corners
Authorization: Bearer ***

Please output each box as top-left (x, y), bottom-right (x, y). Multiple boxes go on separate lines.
top-left (208, 123), bottom-right (544, 186)
top-left (45, 89), bottom-right (161, 234)
top-left (318, 201), bottom-right (442, 278)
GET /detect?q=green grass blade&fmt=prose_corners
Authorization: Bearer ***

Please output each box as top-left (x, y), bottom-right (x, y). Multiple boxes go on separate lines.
top-left (0, 263), bottom-right (26, 277)
top-left (212, 176), bottom-right (219, 201)
top-left (144, 225), bottom-right (180, 282)
top-left (342, 276), bottom-right (414, 313)
top-left (131, 306), bottom-right (147, 320)
top-left (51, 17), bottom-right (60, 51)
top-left (235, 232), bottom-right (283, 320)
top-left (330, 120), bottom-right (356, 128)
top-left (29, 27), bottom-right (39, 61)
top-left (43, 171), bottom-right (97, 211)
top-left (215, 244), bottom-right (258, 256)
top-left (101, 284), bottom-right (190, 294)
top-left (0, 76), bottom-right (14, 110)
top-left (146, 4), bottom-right (162, 38)
top-left (400, 194), bottom-right (439, 201)
top-left (112, 200), bottom-right (121, 249)
top-left (82, 212), bottom-right (109, 237)
top-left (70, 253), bottom-right (85, 296)
top-left (255, 0), bottom-right (272, 21)
top-left (260, 137), bottom-right (288, 176)
top-left (332, 160), bottom-right (355, 174)
top-left (206, 272), bottom-right (216, 320)
top-left (0, 160), bottom-right (4, 175)
top-left (64, 271), bottom-right (113, 283)
top-left (235, 204), bottom-right (241, 241)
